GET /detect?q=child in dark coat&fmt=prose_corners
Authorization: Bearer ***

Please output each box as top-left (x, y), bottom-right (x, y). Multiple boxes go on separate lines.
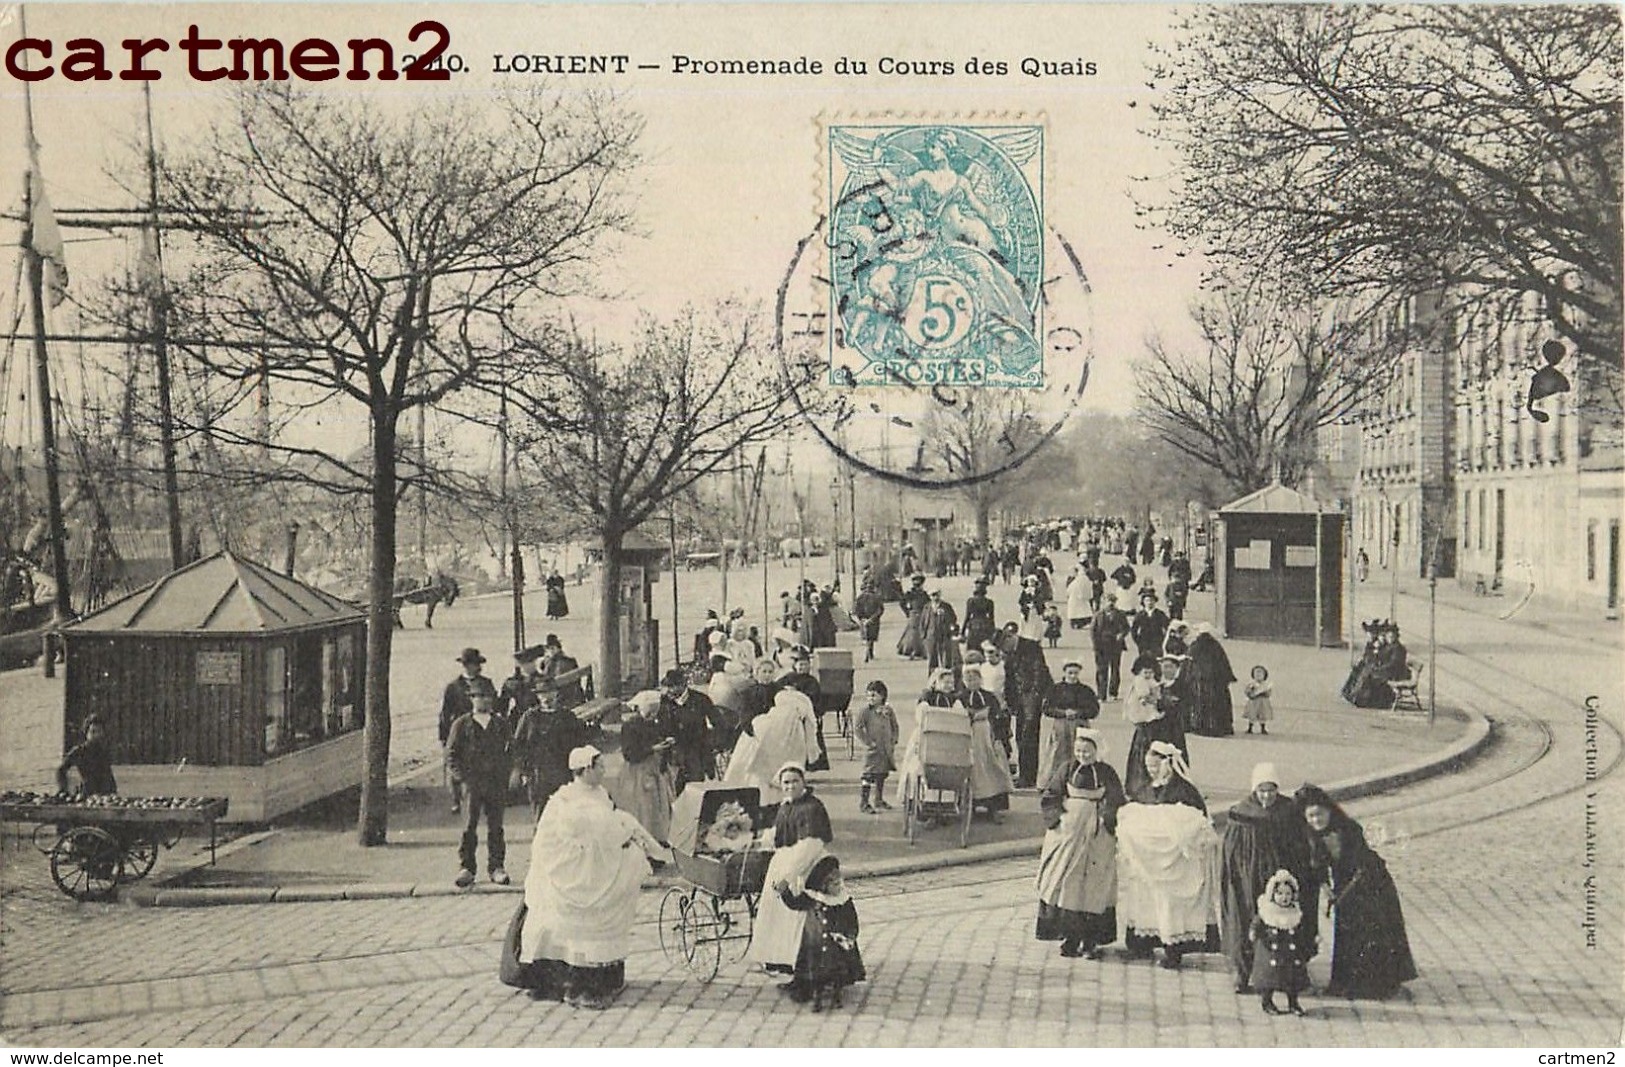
top-left (774, 855), bottom-right (865, 1011)
top-left (1250, 868), bottom-right (1311, 1016)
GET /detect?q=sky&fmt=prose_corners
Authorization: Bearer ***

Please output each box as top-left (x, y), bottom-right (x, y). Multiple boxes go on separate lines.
top-left (0, 3), bottom-right (1210, 468)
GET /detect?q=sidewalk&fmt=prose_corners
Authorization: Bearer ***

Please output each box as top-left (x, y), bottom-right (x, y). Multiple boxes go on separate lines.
top-left (1363, 565), bottom-right (1621, 653)
top-left (127, 595), bottom-right (1485, 905)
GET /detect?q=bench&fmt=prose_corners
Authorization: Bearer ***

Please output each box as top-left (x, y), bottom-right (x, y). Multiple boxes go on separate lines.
top-left (1388, 661), bottom-right (1424, 713)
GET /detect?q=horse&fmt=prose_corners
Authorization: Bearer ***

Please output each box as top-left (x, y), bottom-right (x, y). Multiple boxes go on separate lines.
top-left (391, 572), bottom-right (460, 629)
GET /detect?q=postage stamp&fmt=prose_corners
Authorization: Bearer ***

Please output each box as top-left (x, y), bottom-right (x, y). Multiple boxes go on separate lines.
top-left (826, 123), bottom-right (1046, 390)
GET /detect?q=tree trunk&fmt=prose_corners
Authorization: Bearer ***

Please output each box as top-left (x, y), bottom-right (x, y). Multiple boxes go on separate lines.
top-left (974, 497), bottom-right (992, 545)
top-left (597, 527), bottom-right (624, 698)
top-left (358, 410), bottom-right (398, 846)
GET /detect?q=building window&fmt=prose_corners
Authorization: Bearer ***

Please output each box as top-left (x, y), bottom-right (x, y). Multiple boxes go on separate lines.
top-left (264, 645), bottom-right (288, 757)
top-left (1478, 490), bottom-right (1487, 551)
top-left (1462, 489), bottom-right (1471, 549)
top-left (1588, 521), bottom-right (1598, 582)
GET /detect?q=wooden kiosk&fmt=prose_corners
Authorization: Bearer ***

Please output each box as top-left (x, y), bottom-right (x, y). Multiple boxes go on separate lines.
top-left (1214, 483), bottom-right (1345, 647)
top-left (60, 552), bottom-right (366, 822)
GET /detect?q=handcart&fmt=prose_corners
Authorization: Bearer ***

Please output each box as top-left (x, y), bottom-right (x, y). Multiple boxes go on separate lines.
top-left (900, 703), bottom-right (974, 847)
top-left (812, 648), bottom-right (856, 760)
top-left (658, 785), bottom-right (775, 983)
top-left (0, 791), bottom-right (229, 901)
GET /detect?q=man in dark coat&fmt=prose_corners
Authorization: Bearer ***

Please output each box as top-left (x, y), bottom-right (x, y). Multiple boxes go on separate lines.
top-left (1168, 551), bottom-right (1193, 585)
top-left (1091, 593), bottom-right (1130, 701)
top-left (498, 646), bottom-right (545, 728)
top-left (853, 584), bottom-right (885, 663)
top-left (922, 589), bottom-right (962, 678)
top-left (513, 696), bottom-right (594, 819)
top-left (660, 669), bottom-right (729, 790)
top-left (540, 635), bottom-right (589, 713)
top-left (1130, 591), bottom-right (1171, 660)
top-left (1110, 557), bottom-right (1138, 593)
top-left (446, 690), bottom-right (512, 887)
top-left (440, 648), bottom-right (498, 815)
top-left (1005, 616), bottom-right (1053, 788)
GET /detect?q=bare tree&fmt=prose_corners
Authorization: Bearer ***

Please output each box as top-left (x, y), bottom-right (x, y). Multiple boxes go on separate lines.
top-left (1146, 4), bottom-right (1621, 372)
top-left (153, 84), bottom-right (639, 845)
top-left (502, 304), bottom-right (809, 695)
top-left (1136, 279), bottom-right (1413, 495)
top-left (918, 391), bottom-right (1075, 543)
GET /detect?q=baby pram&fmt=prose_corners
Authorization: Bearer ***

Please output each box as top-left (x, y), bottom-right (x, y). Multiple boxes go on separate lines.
top-left (897, 702), bottom-right (974, 847)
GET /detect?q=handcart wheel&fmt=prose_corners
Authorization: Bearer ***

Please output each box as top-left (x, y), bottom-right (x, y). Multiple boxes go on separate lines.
top-left (958, 775), bottom-right (974, 849)
top-left (50, 826), bottom-right (123, 901)
top-left (903, 778), bottom-right (919, 845)
top-left (121, 833), bottom-right (160, 881)
top-left (658, 887), bottom-right (689, 964)
top-left (679, 895), bottom-right (724, 983)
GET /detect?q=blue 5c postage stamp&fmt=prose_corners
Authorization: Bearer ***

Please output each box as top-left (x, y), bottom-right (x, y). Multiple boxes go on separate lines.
top-left (827, 123), bottom-right (1045, 390)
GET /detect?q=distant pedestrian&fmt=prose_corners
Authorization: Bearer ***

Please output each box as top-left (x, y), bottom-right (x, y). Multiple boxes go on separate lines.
top-left (446, 689), bottom-right (512, 887)
top-left (1042, 602), bottom-right (1063, 648)
top-left (1243, 665), bottom-right (1274, 735)
top-left (1091, 593), bottom-right (1129, 701)
top-left (854, 681), bottom-right (898, 814)
top-left (1355, 548), bottom-right (1370, 583)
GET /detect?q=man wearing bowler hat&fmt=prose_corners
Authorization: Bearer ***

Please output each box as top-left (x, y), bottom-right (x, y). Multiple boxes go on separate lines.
top-left (660, 668), bottom-right (729, 790)
top-left (441, 648), bottom-right (498, 815)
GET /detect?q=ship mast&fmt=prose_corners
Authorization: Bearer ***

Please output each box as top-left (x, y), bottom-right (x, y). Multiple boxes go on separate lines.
top-left (141, 82), bottom-right (185, 570)
top-left (18, 8), bottom-right (72, 648)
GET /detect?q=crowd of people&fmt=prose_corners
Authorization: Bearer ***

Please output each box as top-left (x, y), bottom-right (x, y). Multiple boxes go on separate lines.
top-left (428, 515), bottom-right (1418, 1013)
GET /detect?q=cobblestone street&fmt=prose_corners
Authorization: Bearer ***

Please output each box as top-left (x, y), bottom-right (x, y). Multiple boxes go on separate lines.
top-left (5, 569), bottom-right (1624, 1047)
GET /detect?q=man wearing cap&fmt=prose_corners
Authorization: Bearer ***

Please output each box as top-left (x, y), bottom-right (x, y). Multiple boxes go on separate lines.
top-left (1039, 661), bottom-right (1100, 787)
top-left (513, 673), bottom-right (596, 820)
top-left (1130, 591), bottom-right (1170, 660)
top-left (520, 746), bottom-right (670, 1008)
top-left (922, 588), bottom-right (962, 679)
top-left (1220, 763), bottom-right (1318, 993)
top-left (660, 668), bottom-right (729, 789)
top-left (440, 648), bottom-right (499, 815)
top-left (1091, 593), bottom-right (1130, 702)
top-left (852, 581), bottom-right (885, 663)
top-left (775, 651), bottom-right (827, 771)
top-left (446, 688), bottom-right (513, 887)
top-left (499, 646), bottom-right (545, 728)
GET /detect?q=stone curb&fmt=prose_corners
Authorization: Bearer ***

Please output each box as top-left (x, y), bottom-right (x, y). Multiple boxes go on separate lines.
top-left (121, 703), bottom-right (1491, 908)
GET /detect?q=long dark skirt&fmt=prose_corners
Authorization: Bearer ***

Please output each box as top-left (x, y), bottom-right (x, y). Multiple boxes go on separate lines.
top-left (519, 958), bottom-right (626, 1002)
top-left (1123, 717), bottom-right (1189, 797)
top-left (1329, 856), bottom-right (1417, 998)
top-left (1036, 903), bottom-right (1116, 949)
top-left (546, 588), bottom-right (570, 619)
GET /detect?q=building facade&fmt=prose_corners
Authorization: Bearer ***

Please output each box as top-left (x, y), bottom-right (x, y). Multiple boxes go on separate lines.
top-left (1337, 290), bottom-right (1622, 615)
top-left (1340, 293), bottom-right (1458, 581)
top-left (1451, 296), bottom-right (1622, 614)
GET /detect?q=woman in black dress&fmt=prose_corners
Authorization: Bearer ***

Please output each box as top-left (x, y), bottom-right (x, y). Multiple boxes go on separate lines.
top-left (1296, 785), bottom-right (1417, 999)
